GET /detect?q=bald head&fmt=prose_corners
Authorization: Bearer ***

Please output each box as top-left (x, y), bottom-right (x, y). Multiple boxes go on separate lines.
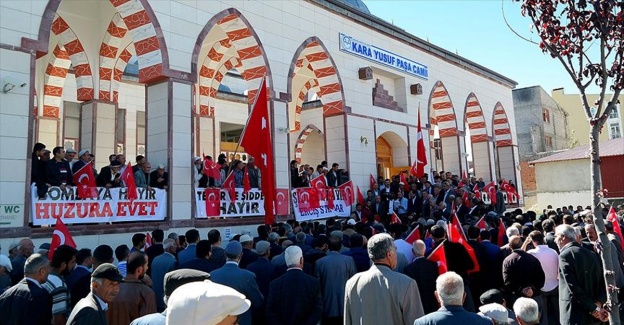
top-left (508, 235), bottom-right (522, 250)
top-left (412, 240), bottom-right (426, 258)
top-left (18, 238), bottom-right (35, 257)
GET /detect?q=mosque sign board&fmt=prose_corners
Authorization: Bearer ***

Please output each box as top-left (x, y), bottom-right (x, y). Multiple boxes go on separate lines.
top-left (291, 188), bottom-right (352, 221)
top-left (30, 185), bottom-right (167, 225)
top-left (339, 33), bottom-right (429, 80)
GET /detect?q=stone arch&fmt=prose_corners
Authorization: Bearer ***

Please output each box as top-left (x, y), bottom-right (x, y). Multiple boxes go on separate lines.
top-left (493, 102), bottom-right (513, 147)
top-left (464, 93), bottom-right (492, 179)
top-left (287, 37), bottom-right (346, 131)
top-left (428, 81), bottom-right (458, 137)
top-left (98, 13), bottom-right (128, 101)
top-left (377, 131), bottom-right (409, 169)
top-left (35, 0), bottom-right (167, 85)
top-left (110, 44), bottom-right (135, 103)
top-left (192, 8), bottom-right (273, 116)
top-left (42, 44), bottom-right (71, 118)
top-left (294, 124), bottom-right (324, 164)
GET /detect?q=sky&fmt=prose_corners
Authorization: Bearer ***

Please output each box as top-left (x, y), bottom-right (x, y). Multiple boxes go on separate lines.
top-left (362, 0), bottom-right (584, 94)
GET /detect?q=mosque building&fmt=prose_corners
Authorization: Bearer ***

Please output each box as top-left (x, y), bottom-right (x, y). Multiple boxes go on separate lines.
top-left (0, 0), bottom-right (518, 244)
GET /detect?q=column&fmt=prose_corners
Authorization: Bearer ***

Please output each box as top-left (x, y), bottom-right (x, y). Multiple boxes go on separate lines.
top-left (441, 136), bottom-right (461, 175)
top-left (471, 141), bottom-right (491, 180)
top-left (80, 101), bottom-right (116, 169)
top-left (325, 114), bottom-right (348, 167)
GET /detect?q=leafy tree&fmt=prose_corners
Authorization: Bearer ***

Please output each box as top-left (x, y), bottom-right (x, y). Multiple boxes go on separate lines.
top-left (516, 0), bottom-right (623, 323)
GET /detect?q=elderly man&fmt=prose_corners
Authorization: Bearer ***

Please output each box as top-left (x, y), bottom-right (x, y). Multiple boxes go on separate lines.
top-left (502, 235), bottom-right (545, 308)
top-left (67, 263), bottom-right (124, 325)
top-left (413, 271), bottom-right (491, 325)
top-left (404, 240), bottom-right (439, 315)
top-left (166, 280), bottom-right (250, 325)
top-left (555, 224), bottom-right (607, 325)
top-left (344, 233), bottom-right (424, 325)
top-left (266, 246), bottom-right (323, 325)
top-left (149, 165), bottom-right (168, 190)
top-left (9, 238), bottom-right (35, 284)
top-left (0, 254), bottom-right (52, 325)
top-left (134, 161), bottom-right (152, 189)
top-left (514, 297), bottom-right (540, 325)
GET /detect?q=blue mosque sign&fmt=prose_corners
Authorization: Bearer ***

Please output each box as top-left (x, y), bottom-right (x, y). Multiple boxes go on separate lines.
top-left (339, 33), bottom-right (428, 80)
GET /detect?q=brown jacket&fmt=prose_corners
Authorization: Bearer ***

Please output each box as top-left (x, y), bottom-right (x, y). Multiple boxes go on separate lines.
top-left (106, 280), bottom-right (156, 325)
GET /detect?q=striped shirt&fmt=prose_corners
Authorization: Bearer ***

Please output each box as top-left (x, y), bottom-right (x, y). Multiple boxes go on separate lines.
top-left (42, 273), bottom-right (71, 317)
top-left (117, 261), bottom-right (127, 278)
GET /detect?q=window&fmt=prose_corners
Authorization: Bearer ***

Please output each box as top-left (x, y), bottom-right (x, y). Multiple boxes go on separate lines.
top-left (544, 136), bottom-right (553, 148)
top-left (609, 105), bottom-right (619, 119)
top-left (542, 108), bottom-right (550, 123)
top-left (116, 109), bottom-right (126, 154)
top-left (610, 124), bottom-right (622, 139)
top-left (136, 111), bottom-right (146, 155)
top-left (63, 101), bottom-right (81, 151)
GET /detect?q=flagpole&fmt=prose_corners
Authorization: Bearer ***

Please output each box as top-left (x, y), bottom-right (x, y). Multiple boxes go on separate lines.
top-left (427, 239), bottom-right (446, 258)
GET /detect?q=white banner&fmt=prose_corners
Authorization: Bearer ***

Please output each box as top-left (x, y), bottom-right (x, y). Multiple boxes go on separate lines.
top-left (291, 189), bottom-right (352, 222)
top-left (195, 188), bottom-right (265, 218)
top-left (31, 185), bottom-right (167, 226)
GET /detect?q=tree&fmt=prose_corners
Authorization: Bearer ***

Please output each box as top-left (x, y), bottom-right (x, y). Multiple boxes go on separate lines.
top-left (516, 0), bottom-right (623, 323)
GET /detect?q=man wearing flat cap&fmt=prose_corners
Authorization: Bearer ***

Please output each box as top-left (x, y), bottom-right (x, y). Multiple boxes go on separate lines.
top-left (130, 269), bottom-right (210, 325)
top-left (66, 263), bottom-right (123, 325)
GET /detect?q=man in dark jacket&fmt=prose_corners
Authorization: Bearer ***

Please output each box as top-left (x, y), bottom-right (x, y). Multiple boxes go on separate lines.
top-left (177, 240), bottom-right (220, 274)
top-left (46, 146), bottom-right (73, 187)
top-left (342, 234), bottom-right (371, 273)
top-left (31, 142), bottom-right (48, 199)
top-left (502, 235), bottom-right (546, 308)
top-left (0, 254), bottom-right (52, 325)
top-left (67, 263), bottom-right (123, 325)
top-left (555, 224), bottom-right (607, 325)
top-left (266, 246), bottom-right (322, 325)
top-left (97, 160), bottom-right (122, 188)
top-left (403, 240), bottom-right (439, 315)
top-left (245, 241), bottom-right (278, 325)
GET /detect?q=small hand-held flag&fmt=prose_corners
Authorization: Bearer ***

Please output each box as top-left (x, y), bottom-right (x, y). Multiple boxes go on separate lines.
top-left (357, 186), bottom-right (365, 207)
top-left (498, 218), bottom-right (507, 246)
top-left (310, 175), bottom-right (328, 201)
top-left (608, 207), bottom-right (624, 248)
top-left (449, 214), bottom-right (479, 273)
top-left (369, 174), bottom-right (376, 190)
top-left (120, 162), bottom-right (138, 201)
top-left (72, 163), bottom-right (97, 199)
top-left (204, 188), bottom-right (221, 217)
top-left (222, 171), bottom-right (237, 202)
top-left (48, 217), bottom-right (76, 260)
top-left (391, 211), bottom-right (402, 224)
top-left (339, 181), bottom-right (355, 207)
top-left (475, 216), bottom-right (487, 230)
top-left (405, 225), bottom-right (421, 245)
top-left (239, 78), bottom-right (275, 225)
top-left (145, 233), bottom-right (152, 249)
top-left (427, 241), bottom-right (448, 275)
top-left (243, 166), bottom-right (251, 193)
top-left (202, 154), bottom-right (221, 179)
top-left (483, 181), bottom-right (497, 205)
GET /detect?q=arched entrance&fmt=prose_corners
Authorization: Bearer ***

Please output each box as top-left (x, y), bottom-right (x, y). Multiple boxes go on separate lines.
top-left (294, 125), bottom-right (325, 165)
top-left (376, 131), bottom-right (409, 179)
top-left (492, 102), bottom-right (518, 184)
top-left (428, 81), bottom-right (463, 175)
top-left (463, 93), bottom-right (492, 180)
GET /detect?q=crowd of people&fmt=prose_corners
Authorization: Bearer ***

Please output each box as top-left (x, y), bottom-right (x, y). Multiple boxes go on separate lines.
top-left (30, 142), bottom-right (169, 199)
top-left (1, 195), bottom-right (624, 324)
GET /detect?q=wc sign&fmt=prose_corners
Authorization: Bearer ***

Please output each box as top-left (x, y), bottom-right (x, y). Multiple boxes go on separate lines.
top-left (0, 204), bottom-right (23, 228)
top-left (339, 33), bottom-right (428, 80)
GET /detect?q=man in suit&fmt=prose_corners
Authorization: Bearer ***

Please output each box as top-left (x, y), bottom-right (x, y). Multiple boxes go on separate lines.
top-left (344, 233), bottom-right (424, 325)
top-left (372, 195), bottom-right (387, 220)
top-left (466, 226), bottom-right (490, 308)
top-left (245, 241), bottom-right (277, 325)
top-left (315, 235), bottom-right (357, 325)
top-left (239, 235), bottom-right (259, 269)
top-left (413, 272), bottom-right (492, 325)
top-left (342, 233), bottom-right (371, 273)
top-left (0, 253), bottom-right (52, 325)
top-left (145, 229), bottom-right (165, 276)
top-left (542, 219), bottom-right (559, 253)
top-left (555, 224), bottom-right (607, 325)
top-left (266, 246), bottom-right (323, 325)
top-left (96, 160), bottom-right (122, 188)
top-left (67, 263), bottom-right (124, 325)
top-left (177, 229), bottom-right (200, 265)
top-left (210, 241), bottom-right (263, 325)
top-left (178, 240), bottom-right (220, 274)
top-left (150, 239), bottom-right (177, 312)
top-left (66, 248), bottom-right (93, 307)
top-left (502, 235), bottom-right (545, 308)
top-left (207, 229), bottom-right (226, 268)
top-left (325, 163), bottom-right (342, 188)
top-left (9, 238), bottom-right (34, 285)
top-left (403, 240), bottom-right (439, 315)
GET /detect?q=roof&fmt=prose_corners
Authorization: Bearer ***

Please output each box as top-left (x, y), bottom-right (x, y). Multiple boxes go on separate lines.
top-left (531, 137), bottom-right (624, 164)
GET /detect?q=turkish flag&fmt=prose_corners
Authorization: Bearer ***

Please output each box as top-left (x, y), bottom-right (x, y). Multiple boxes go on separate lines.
top-left (327, 188), bottom-right (336, 210)
top-left (222, 171), bottom-right (236, 202)
top-left (483, 181), bottom-right (496, 205)
top-left (462, 191), bottom-right (471, 207)
top-left (462, 170), bottom-right (467, 180)
top-left (357, 186), bottom-right (365, 207)
top-left (120, 162), bottom-right (138, 201)
top-left (275, 189), bottom-right (290, 215)
top-left (296, 187), bottom-right (319, 212)
top-left (145, 233), bottom-right (152, 249)
top-left (203, 155), bottom-right (221, 179)
top-left (405, 225), bottom-right (421, 245)
top-left (608, 207), bottom-right (624, 248)
top-left (48, 217), bottom-right (76, 260)
top-left (498, 218), bottom-right (507, 246)
top-left (369, 174), bottom-right (376, 190)
top-left (473, 184), bottom-right (481, 201)
top-left (427, 242), bottom-right (448, 275)
top-left (339, 181), bottom-right (355, 207)
top-left (410, 109), bottom-right (427, 178)
top-left (391, 211), bottom-right (402, 224)
top-left (501, 180), bottom-right (518, 203)
top-left (310, 175), bottom-right (327, 200)
top-left (243, 166), bottom-right (251, 193)
top-left (476, 216), bottom-right (487, 229)
top-left (399, 173), bottom-right (410, 192)
top-left (72, 163), bottom-right (97, 199)
top-left (449, 214), bottom-right (479, 273)
top-left (204, 188), bottom-right (220, 217)
top-left (240, 79), bottom-right (275, 225)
